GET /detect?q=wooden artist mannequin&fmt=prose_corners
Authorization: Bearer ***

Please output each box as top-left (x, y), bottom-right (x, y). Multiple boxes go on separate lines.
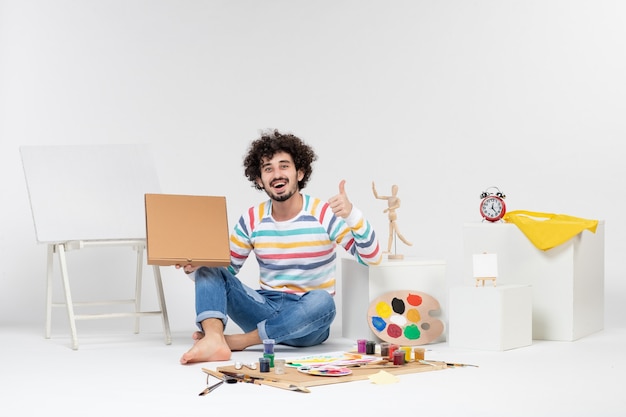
top-left (372, 182), bottom-right (413, 260)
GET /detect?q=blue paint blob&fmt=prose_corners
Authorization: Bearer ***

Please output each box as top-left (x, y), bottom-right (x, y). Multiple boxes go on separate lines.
top-left (371, 316), bottom-right (387, 332)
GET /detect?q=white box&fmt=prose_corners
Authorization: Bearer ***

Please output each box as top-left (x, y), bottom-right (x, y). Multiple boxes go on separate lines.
top-left (449, 285), bottom-right (532, 351)
top-left (340, 257), bottom-right (447, 342)
top-left (463, 221), bottom-right (604, 341)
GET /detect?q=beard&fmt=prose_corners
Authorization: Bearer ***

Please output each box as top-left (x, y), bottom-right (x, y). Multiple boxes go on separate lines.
top-left (266, 187), bottom-right (296, 202)
top-left (261, 176), bottom-right (299, 203)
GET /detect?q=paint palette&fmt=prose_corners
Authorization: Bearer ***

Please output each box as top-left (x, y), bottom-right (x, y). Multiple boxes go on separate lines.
top-left (285, 351), bottom-right (379, 368)
top-left (297, 365), bottom-right (352, 377)
top-left (367, 290), bottom-right (444, 346)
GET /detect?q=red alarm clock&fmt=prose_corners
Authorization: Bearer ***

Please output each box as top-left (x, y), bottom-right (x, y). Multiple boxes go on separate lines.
top-left (479, 186), bottom-right (506, 222)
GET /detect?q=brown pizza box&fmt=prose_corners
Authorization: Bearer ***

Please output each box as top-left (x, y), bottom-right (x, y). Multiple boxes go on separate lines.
top-left (145, 193), bottom-right (231, 267)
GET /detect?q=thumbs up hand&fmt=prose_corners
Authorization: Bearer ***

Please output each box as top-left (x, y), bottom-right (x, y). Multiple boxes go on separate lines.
top-left (328, 179), bottom-right (353, 218)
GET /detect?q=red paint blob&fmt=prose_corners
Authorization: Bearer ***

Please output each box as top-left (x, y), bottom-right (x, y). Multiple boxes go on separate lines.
top-left (406, 293), bottom-right (423, 306)
top-left (386, 323), bottom-right (403, 338)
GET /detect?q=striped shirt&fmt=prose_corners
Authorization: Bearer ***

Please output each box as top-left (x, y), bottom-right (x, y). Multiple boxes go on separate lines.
top-left (228, 194), bottom-right (382, 295)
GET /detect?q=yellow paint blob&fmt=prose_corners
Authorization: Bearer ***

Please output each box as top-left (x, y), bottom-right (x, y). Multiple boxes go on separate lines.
top-left (375, 301), bottom-right (392, 318)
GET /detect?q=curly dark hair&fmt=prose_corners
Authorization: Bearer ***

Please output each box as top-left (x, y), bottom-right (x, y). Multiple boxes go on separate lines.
top-left (243, 129), bottom-right (318, 191)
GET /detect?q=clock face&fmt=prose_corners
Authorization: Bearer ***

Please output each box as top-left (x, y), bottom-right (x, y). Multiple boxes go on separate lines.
top-left (480, 196), bottom-right (505, 221)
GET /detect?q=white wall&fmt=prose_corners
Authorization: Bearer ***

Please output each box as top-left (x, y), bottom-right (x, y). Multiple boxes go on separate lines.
top-left (1, 0), bottom-right (624, 335)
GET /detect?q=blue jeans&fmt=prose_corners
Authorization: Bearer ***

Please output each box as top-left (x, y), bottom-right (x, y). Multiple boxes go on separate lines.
top-left (194, 267), bottom-right (336, 347)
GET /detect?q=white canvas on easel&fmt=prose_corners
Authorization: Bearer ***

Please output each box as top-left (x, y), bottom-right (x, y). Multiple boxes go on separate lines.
top-left (473, 253), bottom-right (498, 287)
top-left (22, 145), bottom-right (159, 242)
top-left (20, 144), bottom-right (171, 349)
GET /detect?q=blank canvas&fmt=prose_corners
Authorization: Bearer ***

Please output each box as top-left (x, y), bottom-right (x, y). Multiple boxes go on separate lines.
top-left (472, 253), bottom-right (498, 278)
top-left (20, 144), bottom-right (161, 242)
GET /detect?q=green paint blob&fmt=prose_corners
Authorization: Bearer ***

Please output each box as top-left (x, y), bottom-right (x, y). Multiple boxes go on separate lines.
top-left (403, 324), bottom-right (421, 340)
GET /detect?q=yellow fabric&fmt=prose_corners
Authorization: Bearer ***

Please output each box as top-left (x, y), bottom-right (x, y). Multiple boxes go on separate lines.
top-left (502, 210), bottom-right (598, 251)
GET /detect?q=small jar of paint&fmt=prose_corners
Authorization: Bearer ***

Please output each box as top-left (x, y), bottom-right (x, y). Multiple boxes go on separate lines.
top-left (357, 339), bottom-right (367, 353)
top-left (263, 338), bottom-right (275, 355)
top-left (379, 342), bottom-right (390, 357)
top-left (393, 350), bottom-right (405, 365)
top-left (388, 344), bottom-right (399, 361)
top-left (413, 347), bottom-right (425, 361)
top-left (259, 357), bottom-right (271, 373)
top-left (274, 359), bottom-right (286, 375)
top-left (401, 346), bottom-right (412, 362)
top-left (365, 340), bottom-right (376, 355)
top-left (263, 352), bottom-right (275, 367)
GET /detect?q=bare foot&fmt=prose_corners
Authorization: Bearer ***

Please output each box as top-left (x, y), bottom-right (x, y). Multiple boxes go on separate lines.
top-left (180, 332), bottom-right (231, 364)
top-left (225, 331), bottom-right (262, 351)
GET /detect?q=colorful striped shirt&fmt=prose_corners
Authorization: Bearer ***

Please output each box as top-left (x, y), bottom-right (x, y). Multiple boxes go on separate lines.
top-left (228, 194), bottom-right (382, 295)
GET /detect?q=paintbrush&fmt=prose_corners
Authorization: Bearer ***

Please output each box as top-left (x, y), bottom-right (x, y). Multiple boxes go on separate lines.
top-left (444, 362), bottom-right (479, 368)
top-left (217, 370), bottom-right (311, 393)
top-left (419, 360), bottom-right (479, 368)
top-left (343, 360), bottom-right (400, 369)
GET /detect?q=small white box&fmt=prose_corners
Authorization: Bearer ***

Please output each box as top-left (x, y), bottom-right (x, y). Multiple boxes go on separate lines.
top-left (340, 257), bottom-right (447, 342)
top-left (463, 221), bottom-right (604, 341)
top-left (449, 285), bottom-right (532, 351)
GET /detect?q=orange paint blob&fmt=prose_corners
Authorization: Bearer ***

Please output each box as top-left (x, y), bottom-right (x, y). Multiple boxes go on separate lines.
top-left (406, 308), bottom-right (421, 323)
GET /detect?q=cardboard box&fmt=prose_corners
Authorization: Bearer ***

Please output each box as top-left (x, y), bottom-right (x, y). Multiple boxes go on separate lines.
top-left (145, 194), bottom-right (231, 267)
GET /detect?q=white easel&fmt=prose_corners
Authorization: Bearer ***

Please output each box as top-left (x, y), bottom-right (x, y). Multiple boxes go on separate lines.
top-left (20, 144), bottom-right (171, 350)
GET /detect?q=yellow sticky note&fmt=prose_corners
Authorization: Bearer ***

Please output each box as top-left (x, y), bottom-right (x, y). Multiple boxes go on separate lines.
top-left (368, 370), bottom-right (399, 385)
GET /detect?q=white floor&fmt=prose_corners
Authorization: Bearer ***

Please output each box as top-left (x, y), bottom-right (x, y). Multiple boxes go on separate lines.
top-left (2, 322), bottom-right (625, 417)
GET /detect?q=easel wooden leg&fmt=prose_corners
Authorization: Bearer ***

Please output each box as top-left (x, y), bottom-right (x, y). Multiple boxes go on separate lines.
top-left (45, 244), bottom-right (54, 339)
top-left (153, 265), bottom-right (172, 345)
top-left (58, 243), bottom-right (79, 350)
top-left (133, 245), bottom-right (143, 334)
top-left (131, 243), bottom-right (171, 343)
top-left (475, 277), bottom-right (496, 287)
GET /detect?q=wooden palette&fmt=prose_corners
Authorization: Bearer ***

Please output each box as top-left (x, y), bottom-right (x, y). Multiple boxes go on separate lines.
top-left (367, 290), bottom-right (444, 345)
